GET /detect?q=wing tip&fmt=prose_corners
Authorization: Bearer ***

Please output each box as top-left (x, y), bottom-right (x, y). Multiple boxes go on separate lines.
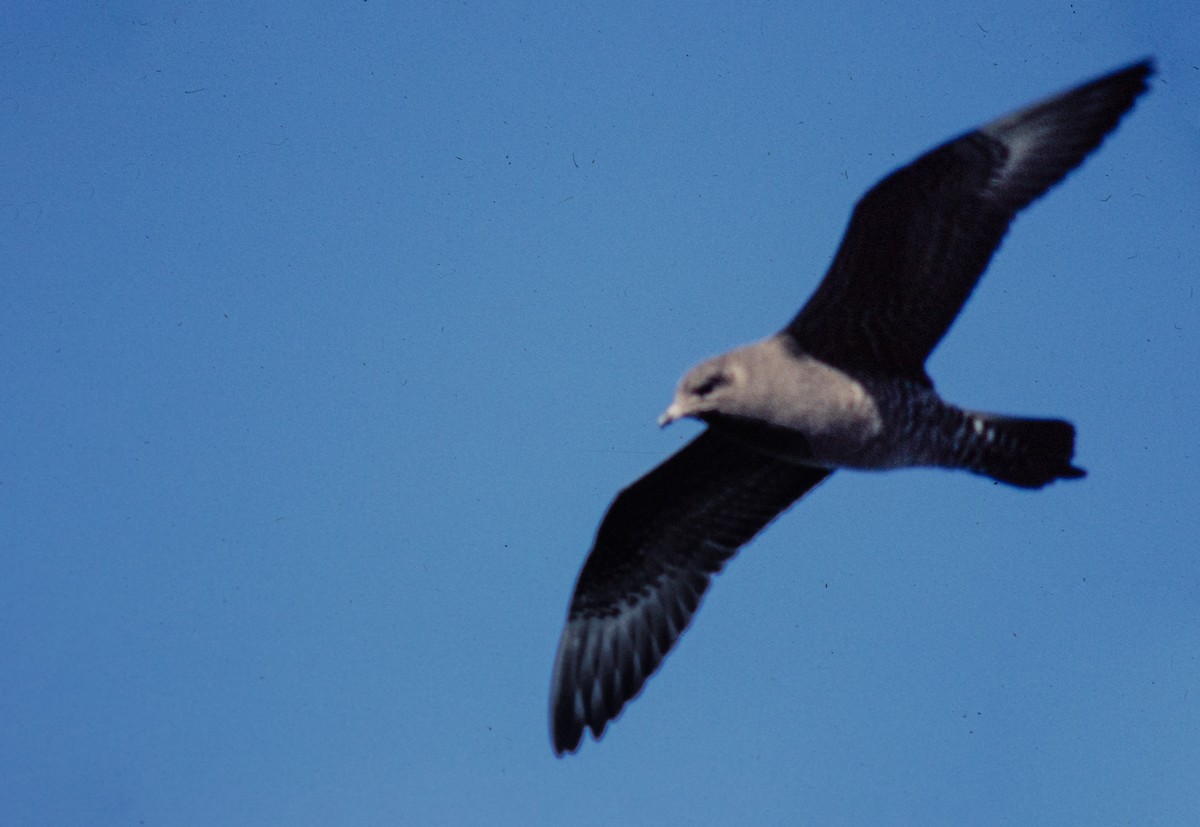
top-left (547, 617), bottom-right (656, 757)
top-left (1106, 56), bottom-right (1155, 103)
top-left (548, 578), bottom-right (709, 756)
top-left (1126, 56), bottom-right (1155, 81)
top-left (550, 716), bottom-right (584, 757)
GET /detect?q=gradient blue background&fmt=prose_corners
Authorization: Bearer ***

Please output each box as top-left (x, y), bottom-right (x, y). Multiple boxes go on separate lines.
top-left (3, 3), bottom-right (1197, 824)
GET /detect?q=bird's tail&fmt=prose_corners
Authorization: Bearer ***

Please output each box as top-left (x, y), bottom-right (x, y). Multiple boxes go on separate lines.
top-left (955, 412), bottom-right (1086, 489)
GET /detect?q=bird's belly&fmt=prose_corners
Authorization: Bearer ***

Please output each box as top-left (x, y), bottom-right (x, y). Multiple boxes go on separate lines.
top-left (805, 384), bottom-right (945, 470)
top-left (807, 427), bottom-right (914, 470)
top-left (710, 411), bottom-right (905, 471)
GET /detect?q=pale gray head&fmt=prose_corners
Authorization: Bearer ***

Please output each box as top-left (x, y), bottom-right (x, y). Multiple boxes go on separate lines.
top-left (658, 353), bottom-right (748, 427)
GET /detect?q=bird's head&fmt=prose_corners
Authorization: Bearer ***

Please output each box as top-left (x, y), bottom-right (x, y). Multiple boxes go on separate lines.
top-left (658, 355), bottom-right (744, 427)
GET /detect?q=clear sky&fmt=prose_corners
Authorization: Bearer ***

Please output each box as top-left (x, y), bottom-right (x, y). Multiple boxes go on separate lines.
top-left (3, 2), bottom-right (1197, 825)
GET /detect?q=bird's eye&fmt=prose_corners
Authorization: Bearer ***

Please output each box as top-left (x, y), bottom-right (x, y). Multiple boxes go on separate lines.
top-left (695, 375), bottom-right (726, 397)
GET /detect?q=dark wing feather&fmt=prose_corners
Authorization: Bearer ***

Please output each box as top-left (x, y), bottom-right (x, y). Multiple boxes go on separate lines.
top-left (785, 60), bottom-right (1152, 377)
top-left (549, 428), bottom-right (830, 755)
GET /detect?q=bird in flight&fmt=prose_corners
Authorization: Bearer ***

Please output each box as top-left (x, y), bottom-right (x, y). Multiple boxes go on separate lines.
top-left (549, 60), bottom-right (1153, 756)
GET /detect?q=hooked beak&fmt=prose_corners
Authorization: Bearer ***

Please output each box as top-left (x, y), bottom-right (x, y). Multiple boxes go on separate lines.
top-left (657, 402), bottom-right (683, 428)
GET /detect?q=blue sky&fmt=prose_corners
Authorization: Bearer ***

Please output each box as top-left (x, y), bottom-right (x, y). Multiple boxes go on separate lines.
top-left (3, 2), bottom-right (1198, 824)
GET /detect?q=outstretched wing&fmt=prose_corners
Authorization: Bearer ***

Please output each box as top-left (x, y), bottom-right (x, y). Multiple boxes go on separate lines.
top-left (550, 428), bottom-right (830, 755)
top-left (785, 60), bottom-right (1152, 378)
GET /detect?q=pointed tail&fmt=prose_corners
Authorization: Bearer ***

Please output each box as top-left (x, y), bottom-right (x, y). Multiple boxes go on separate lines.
top-left (958, 413), bottom-right (1086, 489)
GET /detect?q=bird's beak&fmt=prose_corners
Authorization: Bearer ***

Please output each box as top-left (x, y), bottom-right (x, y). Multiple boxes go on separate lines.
top-left (658, 402), bottom-right (683, 428)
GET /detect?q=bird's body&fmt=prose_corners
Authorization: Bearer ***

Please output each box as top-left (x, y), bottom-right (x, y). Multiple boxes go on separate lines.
top-left (550, 60), bottom-right (1153, 756)
top-left (667, 334), bottom-right (1083, 485)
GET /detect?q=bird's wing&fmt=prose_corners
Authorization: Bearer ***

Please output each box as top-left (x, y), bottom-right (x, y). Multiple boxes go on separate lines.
top-left (550, 428), bottom-right (830, 755)
top-left (784, 60), bottom-right (1152, 378)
